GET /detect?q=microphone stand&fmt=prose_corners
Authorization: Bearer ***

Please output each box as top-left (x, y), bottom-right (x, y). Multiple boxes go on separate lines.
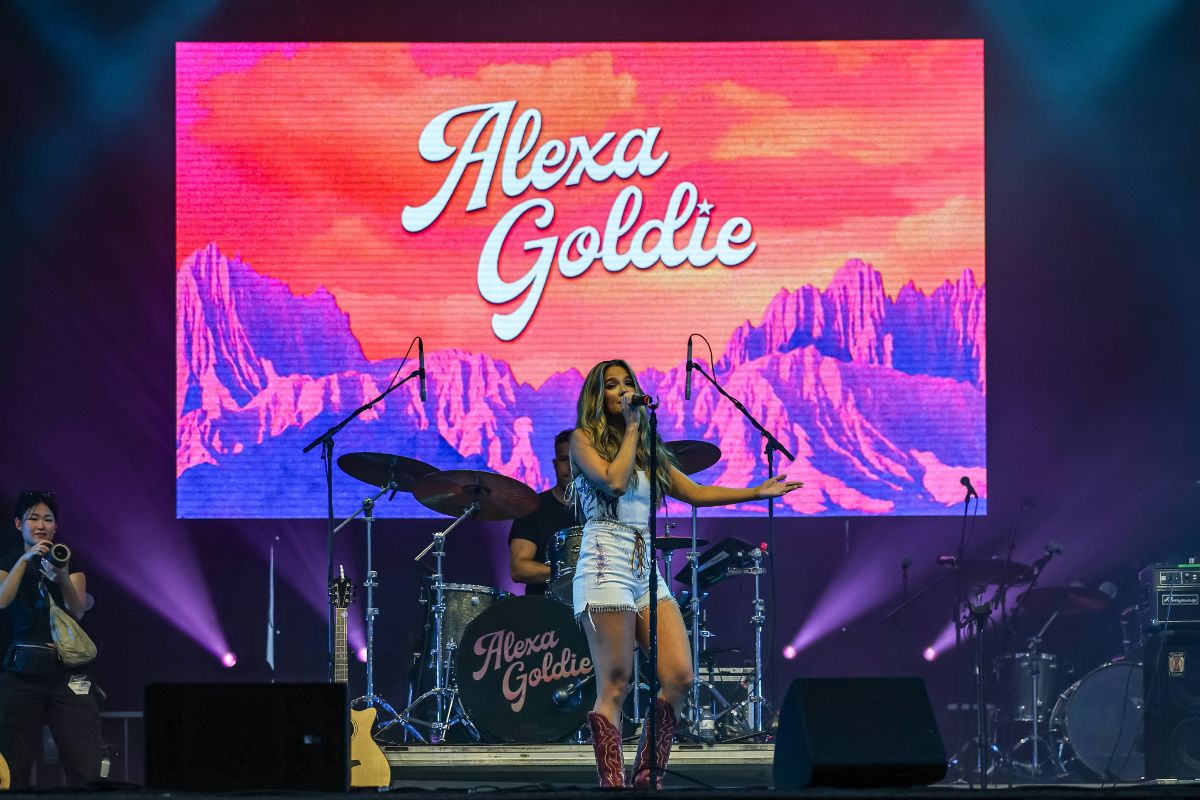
top-left (688, 362), bottom-right (793, 738)
top-left (302, 366), bottom-right (423, 680)
top-left (950, 484), bottom-right (989, 788)
top-left (646, 402), bottom-right (661, 785)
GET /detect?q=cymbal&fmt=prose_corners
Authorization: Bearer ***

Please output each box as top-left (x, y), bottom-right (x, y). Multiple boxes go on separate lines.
top-left (1017, 586), bottom-right (1112, 616)
top-left (950, 558), bottom-right (1034, 588)
top-left (665, 440), bottom-right (721, 475)
top-left (337, 452), bottom-right (438, 491)
top-left (412, 469), bottom-right (539, 521)
top-left (653, 536), bottom-right (710, 552)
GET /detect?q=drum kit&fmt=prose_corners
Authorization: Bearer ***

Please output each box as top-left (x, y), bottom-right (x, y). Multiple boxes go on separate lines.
top-left (946, 556), bottom-right (1143, 783)
top-left (334, 440), bottom-right (773, 746)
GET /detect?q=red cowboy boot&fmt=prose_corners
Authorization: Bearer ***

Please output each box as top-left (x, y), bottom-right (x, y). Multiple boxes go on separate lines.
top-left (631, 697), bottom-right (678, 789)
top-left (587, 711), bottom-right (626, 788)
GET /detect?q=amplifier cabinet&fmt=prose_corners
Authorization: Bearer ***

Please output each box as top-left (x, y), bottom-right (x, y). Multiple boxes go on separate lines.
top-left (1140, 564), bottom-right (1200, 629)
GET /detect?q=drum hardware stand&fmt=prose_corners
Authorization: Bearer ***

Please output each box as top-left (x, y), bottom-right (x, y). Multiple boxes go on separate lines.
top-left (721, 547), bottom-right (771, 743)
top-left (681, 593), bottom-right (726, 740)
top-left (332, 489), bottom-right (426, 743)
top-left (400, 500), bottom-right (483, 744)
top-left (998, 543), bottom-right (1063, 779)
top-left (1006, 611), bottom-right (1062, 778)
top-left (687, 359), bottom-right (794, 739)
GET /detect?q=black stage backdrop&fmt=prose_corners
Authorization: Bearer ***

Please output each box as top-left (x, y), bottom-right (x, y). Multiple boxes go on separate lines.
top-left (0, 0), bottom-right (1197, 772)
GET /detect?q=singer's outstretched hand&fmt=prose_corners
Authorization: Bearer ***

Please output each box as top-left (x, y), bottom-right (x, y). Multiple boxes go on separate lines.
top-left (756, 474), bottom-right (803, 499)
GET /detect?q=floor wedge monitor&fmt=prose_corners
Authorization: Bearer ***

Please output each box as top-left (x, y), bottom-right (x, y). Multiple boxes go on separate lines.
top-left (773, 677), bottom-right (947, 789)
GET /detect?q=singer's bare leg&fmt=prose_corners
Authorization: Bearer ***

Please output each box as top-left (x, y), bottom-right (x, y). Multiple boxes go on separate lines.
top-left (636, 599), bottom-right (693, 713)
top-left (583, 609), bottom-right (636, 726)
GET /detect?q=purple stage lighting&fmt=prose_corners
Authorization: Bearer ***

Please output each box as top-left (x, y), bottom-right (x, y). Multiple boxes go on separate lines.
top-left (357, 646), bottom-right (368, 663)
top-left (783, 645), bottom-right (797, 660)
top-left (923, 646), bottom-right (937, 662)
top-left (222, 651), bottom-right (238, 668)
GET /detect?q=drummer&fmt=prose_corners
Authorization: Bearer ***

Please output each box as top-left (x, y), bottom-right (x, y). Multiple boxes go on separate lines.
top-left (507, 429), bottom-right (580, 595)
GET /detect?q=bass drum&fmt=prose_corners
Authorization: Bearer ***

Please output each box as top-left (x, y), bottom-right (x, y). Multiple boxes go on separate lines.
top-left (1050, 660), bottom-right (1144, 781)
top-left (455, 595), bottom-right (595, 742)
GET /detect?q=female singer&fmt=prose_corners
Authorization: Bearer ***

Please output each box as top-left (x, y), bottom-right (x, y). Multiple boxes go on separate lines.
top-left (570, 359), bottom-right (801, 788)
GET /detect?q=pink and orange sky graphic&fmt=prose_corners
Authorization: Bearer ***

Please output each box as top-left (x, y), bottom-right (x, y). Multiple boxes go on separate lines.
top-left (177, 41), bottom-right (982, 387)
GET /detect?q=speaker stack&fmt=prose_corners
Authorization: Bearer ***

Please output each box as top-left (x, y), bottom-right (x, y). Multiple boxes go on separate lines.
top-left (1141, 563), bottom-right (1200, 780)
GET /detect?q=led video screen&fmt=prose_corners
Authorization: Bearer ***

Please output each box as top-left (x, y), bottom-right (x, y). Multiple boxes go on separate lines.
top-left (177, 41), bottom-right (984, 518)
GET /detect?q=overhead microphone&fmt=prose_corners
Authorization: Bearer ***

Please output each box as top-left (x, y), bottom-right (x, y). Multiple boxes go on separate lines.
top-left (960, 475), bottom-right (978, 497)
top-left (685, 335), bottom-right (694, 401)
top-left (418, 337), bottom-right (427, 402)
top-left (1032, 540), bottom-right (1064, 571)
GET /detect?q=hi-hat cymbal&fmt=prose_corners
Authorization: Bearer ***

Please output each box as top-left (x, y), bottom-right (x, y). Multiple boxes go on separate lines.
top-left (948, 558), bottom-right (1034, 588)
top-left (653, 535), bottom-right (710, 552)
top-left (412, 469), bottom-right (539, 521)
top-left (1017, 586), bottom-right (1112, 616)
top-left (337, 452), bottom-right (438, 491)
top-left (665, 440), bottom-right (721, 475)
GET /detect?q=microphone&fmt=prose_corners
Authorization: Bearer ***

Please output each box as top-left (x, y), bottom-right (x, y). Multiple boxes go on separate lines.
top-left (685, 336), bottom-right (693, 401)
top-left (629, 394), bottom-right (656, 408)
top-left (1032, 540), bottom-right (1064, 571)
top-left (418, 337), bottom-right (427, 402)
top-left (960, 476), bottom-right (978, 497)
top-left (552, 681), bottom-right (580, 707)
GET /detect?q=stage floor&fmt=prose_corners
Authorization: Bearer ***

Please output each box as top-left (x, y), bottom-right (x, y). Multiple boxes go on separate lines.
top-left (381, 742), bottom-right (1195, 795)
top-left (384, 741), bottom-right (773, 789)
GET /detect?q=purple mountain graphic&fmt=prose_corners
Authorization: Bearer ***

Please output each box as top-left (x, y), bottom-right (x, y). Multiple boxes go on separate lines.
top-left (176, 245), bottom-right (986, 518)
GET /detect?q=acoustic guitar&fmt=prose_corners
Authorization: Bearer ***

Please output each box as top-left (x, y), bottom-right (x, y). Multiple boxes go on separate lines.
top-left (329, 566), bottom-right (391, 789)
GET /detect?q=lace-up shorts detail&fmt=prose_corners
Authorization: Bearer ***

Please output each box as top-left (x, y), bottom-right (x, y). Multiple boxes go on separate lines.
top-left (572, 519), bottom-right (676, 623)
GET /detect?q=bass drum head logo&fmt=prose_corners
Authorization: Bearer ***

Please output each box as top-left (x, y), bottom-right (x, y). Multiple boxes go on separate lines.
top-left (455, 595), bottom-right (594, 742)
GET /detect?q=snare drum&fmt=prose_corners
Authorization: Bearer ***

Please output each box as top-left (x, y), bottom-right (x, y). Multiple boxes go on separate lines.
top-left (455, 595), bottom-right (595, 742)
top-left (423, 582), bottom-right (507, 659)
top-left (546, 525), bottom-right (584, 606)
top-left (993, 652), bottom-right (1058, 722)
top-left (1050, 660), bottom-right (1144, 781)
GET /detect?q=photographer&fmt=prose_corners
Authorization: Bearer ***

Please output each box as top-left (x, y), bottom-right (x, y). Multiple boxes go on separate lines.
top-left (0, 490), bottom-right (101, 788)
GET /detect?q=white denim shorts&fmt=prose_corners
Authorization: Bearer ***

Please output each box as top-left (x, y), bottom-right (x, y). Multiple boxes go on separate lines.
top-left (572, 519), bottom-right (676, 621)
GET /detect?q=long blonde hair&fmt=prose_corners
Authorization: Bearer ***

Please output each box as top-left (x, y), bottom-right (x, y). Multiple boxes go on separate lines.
top-left (576, 359), bottom-right (676, 503)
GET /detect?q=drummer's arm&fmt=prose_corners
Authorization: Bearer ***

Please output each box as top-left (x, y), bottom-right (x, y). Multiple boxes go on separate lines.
top-left (666, 465), bottom-right (803, 507)
top-left (509, 539), bottom-right (551, 584)
top-left (571, 428), bottom-right (638, 496)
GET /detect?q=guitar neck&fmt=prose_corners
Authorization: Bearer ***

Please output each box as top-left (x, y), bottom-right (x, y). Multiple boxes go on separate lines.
top-left (334, 607), bottom-right (349, 684)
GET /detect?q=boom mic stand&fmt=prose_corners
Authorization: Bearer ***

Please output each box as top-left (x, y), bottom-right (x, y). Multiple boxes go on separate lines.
top-left (688, 361), bottom-right (793, 739)
top-left (303, 362), bottom-right (424, 681)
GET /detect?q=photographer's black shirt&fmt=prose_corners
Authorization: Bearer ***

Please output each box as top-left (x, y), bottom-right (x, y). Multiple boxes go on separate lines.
top-left (0, 535), bottom-right (84, 645)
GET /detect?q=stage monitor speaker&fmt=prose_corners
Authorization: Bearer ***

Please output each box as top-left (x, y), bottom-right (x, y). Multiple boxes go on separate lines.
top-left (145, 683), bottom-right (349, 792)
top-left (773, 677), bottom-right (947, 789)
top-left (1145, 632), bottom-right (1200, 779)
